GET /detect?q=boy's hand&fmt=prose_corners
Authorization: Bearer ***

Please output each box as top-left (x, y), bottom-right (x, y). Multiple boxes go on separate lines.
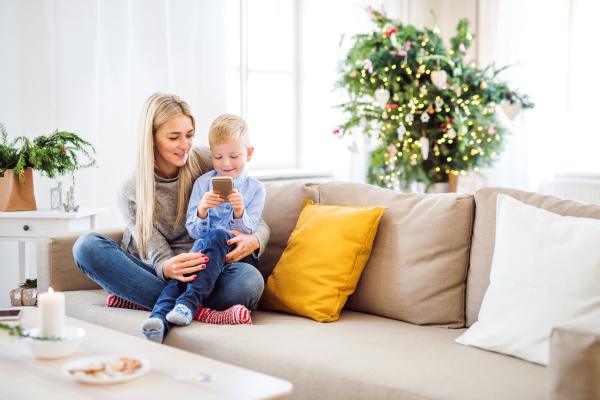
top-left (198, 191), bottom-right (223, 219)
top-left (228, 189), bottom-right (244, 219)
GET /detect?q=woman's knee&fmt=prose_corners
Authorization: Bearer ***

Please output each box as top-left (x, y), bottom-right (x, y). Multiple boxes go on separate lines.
top-left (73, 232), bottom-right (109, 267)
top-left (241, 264), bottom-right (264, 307)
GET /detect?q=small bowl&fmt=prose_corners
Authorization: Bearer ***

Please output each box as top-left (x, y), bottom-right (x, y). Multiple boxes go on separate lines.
top-left (23, 326), bottom-right (85, 359)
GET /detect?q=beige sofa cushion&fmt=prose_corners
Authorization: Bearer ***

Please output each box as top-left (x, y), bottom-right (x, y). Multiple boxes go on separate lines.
top-left (258, 182), bottom-right (319, 280)
top-left (466, 187), bottom-right (600, 327)
top-left (318, 182), bottom-right (474, 328)
top-left (65, 289), bottom-right (546, 400)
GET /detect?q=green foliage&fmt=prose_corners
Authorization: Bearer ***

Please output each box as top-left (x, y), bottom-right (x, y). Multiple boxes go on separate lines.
top-left (334, 8), bottom-right (534, 189)
top-left (21, 279), bottom-right (37, 289)
top-left (0, 123), bottom-right (97, 184)
top-left (0, 323), bottom-right (65, 340)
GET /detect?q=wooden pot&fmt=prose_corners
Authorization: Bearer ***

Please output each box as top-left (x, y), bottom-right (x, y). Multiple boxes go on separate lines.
top-left (448, 174), bottom-right (458, 193)
top-left (0, 169), bottom-right (37, 212)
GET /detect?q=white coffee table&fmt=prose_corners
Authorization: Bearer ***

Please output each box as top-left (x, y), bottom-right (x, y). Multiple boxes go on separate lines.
top-left (0, 307), bottom-right (292, 399)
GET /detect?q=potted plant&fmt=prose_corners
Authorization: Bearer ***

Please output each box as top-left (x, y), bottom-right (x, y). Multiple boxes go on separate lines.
top-left (0, 123), bottom-right (96, 212)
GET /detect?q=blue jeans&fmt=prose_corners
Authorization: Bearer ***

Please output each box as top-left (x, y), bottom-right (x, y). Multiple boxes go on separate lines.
top-left (73, 232), bottom-right (264, 333)
top-left (149, 229), bottom-right (258, 333)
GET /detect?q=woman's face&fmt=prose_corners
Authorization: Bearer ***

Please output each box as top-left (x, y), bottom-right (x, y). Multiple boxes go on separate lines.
top-left (154, 115), bottom-right (194, 178)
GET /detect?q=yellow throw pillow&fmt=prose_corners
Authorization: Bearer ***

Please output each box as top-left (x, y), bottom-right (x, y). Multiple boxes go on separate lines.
top-left (259, 200), bottom-right (387, 322)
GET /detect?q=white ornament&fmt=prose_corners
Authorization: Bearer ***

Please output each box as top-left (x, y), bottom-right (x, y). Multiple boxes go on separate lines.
top-left (435, 98), bottom-right (444, 108)
top-left (347, 141), bottom-right (359, 154)
top-left (393, 93), bottom-right (400, 102)
top-left (430, 70), bottom-right (447, 89)
top-left (405, 114), bottom-right (414, 123)
top-left (359, 116), bottom-right (368, 127)
top-left (411, 159), bottom-right (417, 165)
top-left (420, 86), bottom-right (428, 95)
top-left (433, 26), bottom-right (441, 34)
top-left (408, 99), bottom-right (415, 108)
top-left (382, 111), bottom-right (389, 120)
top-left (420, 137), bottom-right (430, 160)
top-left (390, 34), bottom-right (399, 48)
top-left (447, 127), bottom-right (457, 139)
top-left (453, 68), bottom-right (462, 77)
top-left (420, 112), bottom-right (430, 123)
top-left (397, 124), bottom-right (406, 140)
top-left (502, 102), bottom-right (523, 121)
top-left (433, 144), bottom-right (439, 152)
top-left (375, 88), bottom-right (390, 107)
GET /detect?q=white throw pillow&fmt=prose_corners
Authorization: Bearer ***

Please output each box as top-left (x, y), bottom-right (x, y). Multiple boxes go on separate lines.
top-left (456, 194), bottom-right (600, 365)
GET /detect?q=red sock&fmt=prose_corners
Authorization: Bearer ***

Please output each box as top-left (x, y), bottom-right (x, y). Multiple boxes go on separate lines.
top-left (193, 304), bottom-right (252, 325)
top-left (105, 294), bottom-right (150, 311)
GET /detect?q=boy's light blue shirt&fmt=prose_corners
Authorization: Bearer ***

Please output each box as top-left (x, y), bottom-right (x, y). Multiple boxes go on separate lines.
top-left (186, 169), bottom-right (266, 242)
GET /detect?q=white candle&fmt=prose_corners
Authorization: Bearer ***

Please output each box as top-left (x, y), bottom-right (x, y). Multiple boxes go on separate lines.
top-left (38, 287), bottom-right (65, 339)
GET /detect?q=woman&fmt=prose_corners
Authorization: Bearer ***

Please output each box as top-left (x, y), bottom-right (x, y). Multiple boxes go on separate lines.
top-left (73, 93), bottom-right (269, 338)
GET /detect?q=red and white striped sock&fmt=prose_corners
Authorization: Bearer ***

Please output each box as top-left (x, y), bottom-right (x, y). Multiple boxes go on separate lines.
top-left (105, 294), bottom-right (150, 311)
top-left (193, 304), bottom-right (252, 325)
top-left (106, 294), bottom-right (252, 325)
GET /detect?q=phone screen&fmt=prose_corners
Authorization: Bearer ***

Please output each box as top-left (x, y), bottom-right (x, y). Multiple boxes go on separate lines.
top-left (0, 310), bottom-right (21, 317)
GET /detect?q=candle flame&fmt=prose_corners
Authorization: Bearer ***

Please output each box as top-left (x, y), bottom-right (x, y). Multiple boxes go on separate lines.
top-left (48, 287), bottom-right (54, 294)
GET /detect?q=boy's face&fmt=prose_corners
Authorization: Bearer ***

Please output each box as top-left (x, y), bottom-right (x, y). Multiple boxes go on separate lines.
top-left (210, 138), bottom-right (254, 179)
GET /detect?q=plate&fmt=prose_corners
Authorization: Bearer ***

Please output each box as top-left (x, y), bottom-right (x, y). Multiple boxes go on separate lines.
top-left (61, 355), bottom-right (152, 385)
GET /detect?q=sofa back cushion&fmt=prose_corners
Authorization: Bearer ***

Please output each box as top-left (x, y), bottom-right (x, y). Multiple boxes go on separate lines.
top-left (258, 182), bottom-right (319, 281)
top-left (319, 182), bottom-right (474, 328)
top-left (466, 187), bottom-right (600, 327)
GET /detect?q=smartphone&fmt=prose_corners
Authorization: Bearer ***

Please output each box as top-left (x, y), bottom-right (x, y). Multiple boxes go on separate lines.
top-left (0, 309), bottom-right (22, 321)
top-left (212, 176), bottom-right (234, 202)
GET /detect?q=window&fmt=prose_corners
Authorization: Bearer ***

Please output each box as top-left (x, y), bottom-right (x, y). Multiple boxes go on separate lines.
top-left (224, 0), bottom-right (297, 170)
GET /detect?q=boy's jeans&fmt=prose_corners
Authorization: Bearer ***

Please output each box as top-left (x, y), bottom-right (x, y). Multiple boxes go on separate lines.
top-left (150, 229), bottom-right (258, 334)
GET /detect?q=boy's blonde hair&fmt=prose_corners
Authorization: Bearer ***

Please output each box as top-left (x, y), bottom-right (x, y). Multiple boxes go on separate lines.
top-left (209, 114), bottom-right (250, 148)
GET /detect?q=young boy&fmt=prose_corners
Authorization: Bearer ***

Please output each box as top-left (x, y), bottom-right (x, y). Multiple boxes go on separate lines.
top-left (141, 114), bottom-right (266, 342)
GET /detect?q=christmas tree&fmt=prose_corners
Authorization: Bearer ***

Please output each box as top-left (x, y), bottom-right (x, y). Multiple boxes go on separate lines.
top-left (335, 7), bottom-right (533, 190)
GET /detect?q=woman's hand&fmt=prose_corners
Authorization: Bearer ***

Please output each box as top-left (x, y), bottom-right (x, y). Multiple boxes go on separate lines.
top-left (162, 252), bottom-right (208, 281)
top-left (224, 230), bottom-right (260, 263)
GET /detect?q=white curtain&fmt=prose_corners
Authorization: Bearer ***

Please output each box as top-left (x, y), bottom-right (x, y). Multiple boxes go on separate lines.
top-left (0, 0), bottom-right (231, 228)
top-left (483, 0), bottom-right (600, 190)
top-left (482, 0), bottom-right (570, 191)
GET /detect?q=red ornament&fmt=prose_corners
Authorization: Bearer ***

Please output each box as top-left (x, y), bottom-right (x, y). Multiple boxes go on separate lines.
top-left (385, 104), bottom-right (399, 109)
top-left (440, 122), bottom-right (447, 128)
top-left (333, 129), bottom-right (339, 135)
top-left (448, 118), bottom-right (454, 123)
top-left (386, 28), bottom-right (398, 36)
top-left (466, 77), bottom-right (471, 81)
top-left (20, 173), bottom-right (25, 178)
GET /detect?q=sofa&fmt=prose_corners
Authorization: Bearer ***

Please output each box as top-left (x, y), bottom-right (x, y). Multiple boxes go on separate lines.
top-left (37, 182), bottom-right (600, 400)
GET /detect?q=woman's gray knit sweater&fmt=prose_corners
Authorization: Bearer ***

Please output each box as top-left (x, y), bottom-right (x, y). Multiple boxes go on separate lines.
top-left (116, 147), bottom-right (270, 282)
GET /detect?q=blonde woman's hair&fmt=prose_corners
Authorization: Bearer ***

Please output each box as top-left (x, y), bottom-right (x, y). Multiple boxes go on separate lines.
top-left (209, 114), bottom-right (250, 148)
top-left (135, 92), bottom-right (204, 259)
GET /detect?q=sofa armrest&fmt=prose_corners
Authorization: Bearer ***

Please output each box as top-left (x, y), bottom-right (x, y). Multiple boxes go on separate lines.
top-left (37, 227), bottom-right (125, 293)
top-left (549, 310), bottom-right (600, 400)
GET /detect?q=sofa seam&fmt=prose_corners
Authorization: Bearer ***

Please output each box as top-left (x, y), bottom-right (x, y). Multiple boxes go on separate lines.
top-left (460, 197), bottom-right (476, 328)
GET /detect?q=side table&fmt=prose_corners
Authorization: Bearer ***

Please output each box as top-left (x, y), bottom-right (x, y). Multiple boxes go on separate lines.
top-left (0, 208), bottom-right (109, 283)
